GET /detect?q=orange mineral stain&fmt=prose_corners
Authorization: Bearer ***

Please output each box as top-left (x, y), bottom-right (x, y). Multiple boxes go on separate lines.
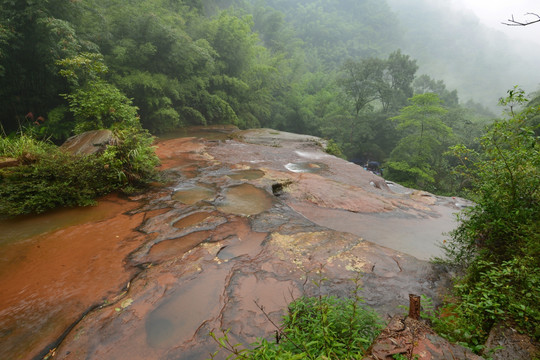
top-left (0, 196), bottom-right (147, 360)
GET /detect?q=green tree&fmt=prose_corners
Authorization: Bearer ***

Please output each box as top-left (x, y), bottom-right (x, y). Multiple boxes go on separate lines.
top-left (337, 58), bottom-right (384, 143)
top-left (413, 74), bottom-right (458, 108)
top-left (381, 49), bottom-right (418, 112)
top-left (524, 89), bottom-right (540, 135)
top-left (0, 0), bottom-right (84, 133)
top-left (446, 88), bottom-right (539, 266)
top-left (54, 53), bottom-right (139, 134)
top-left (385, 93), bottom-right (452, 190)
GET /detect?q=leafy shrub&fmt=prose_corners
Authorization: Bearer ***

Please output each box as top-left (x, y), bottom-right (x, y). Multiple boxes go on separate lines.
top-left (421, 259), bottom-right (540, 352)
top-left (430, 88), bottom-right (540, 351)
top-left (64, 79), bottom-right (140, 134)
top-left (324, 139), bottom-right (345, 158)
top-left (0, 128), bottom-right (159, 216)
top-left (0, 150), bottom-right (118, 215)
top-left (210, 294), bottom-right (382, 359)
top-left (0, 133), bottom-right (55, 161)
top-left (101, 127), bottom-right (160, 188)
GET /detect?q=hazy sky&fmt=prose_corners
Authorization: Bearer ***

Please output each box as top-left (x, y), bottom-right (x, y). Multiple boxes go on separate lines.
top-left (452, 0), bottom-right (540, 45)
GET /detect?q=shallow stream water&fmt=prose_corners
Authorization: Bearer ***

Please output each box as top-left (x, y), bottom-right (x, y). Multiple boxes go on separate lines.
top-left (0, 195), bottom-right (145, 360)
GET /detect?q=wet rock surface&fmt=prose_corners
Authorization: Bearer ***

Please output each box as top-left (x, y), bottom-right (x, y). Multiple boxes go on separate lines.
top-left (484, 322), bottom-right (540, 360)
top-left (1, 127), bottom-right (469, 359)
top-left (364, 316), bottom-right (483, 360)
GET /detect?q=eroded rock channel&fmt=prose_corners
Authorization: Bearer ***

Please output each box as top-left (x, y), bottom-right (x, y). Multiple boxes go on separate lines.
top-left (0, 127), bottom-right (466, 360)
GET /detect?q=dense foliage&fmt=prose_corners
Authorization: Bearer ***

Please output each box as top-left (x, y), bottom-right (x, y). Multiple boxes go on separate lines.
top-left (1, 0), bottom-right (538, 354)
top-left (1, 0), bottom-right (509, 199)
top-left (0, 128), bottom-right (159, 216)
top-left (427, 90), bottom-right (540, 352)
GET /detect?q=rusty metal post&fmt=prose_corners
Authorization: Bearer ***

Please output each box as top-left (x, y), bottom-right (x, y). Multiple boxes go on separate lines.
top-left (409, 294), bottom-right (421, 320)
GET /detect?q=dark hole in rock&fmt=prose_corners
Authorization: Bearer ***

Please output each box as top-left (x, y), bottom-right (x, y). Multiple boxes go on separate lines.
top-left (272, 183), bottom-right (283, 196)
top-left (272, 180), bottom-right (292, 196)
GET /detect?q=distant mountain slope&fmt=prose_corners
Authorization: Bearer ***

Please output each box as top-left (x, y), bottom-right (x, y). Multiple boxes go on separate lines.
top-left (386, 0), bottom-right (540, 108)
top-left (234, 0), bottom-right (539, 109)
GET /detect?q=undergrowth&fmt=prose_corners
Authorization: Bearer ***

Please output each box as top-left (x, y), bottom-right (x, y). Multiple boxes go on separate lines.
top-left (0, 127), bottom-right (159, 216)
top-left (209, 273), bottom-right (383, 360)
top-left (426, 89), bottom-right (540, 355)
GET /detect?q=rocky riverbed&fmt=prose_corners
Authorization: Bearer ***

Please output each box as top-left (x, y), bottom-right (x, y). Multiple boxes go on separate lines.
top-left (1, 127), bottom-right (470, 359)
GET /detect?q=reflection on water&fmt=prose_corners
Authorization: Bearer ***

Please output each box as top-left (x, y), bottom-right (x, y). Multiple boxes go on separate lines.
top-left (216, 184), bottom-right (273, 216)
top-left (284, 162), bottom-right (328, 173)
top-left (0, 195), bottom-right (131, 246)
top-left (172, 185), bottom-right (215, 205)
top-left (227, 169), bottom-right (265, 180)
top-left (145, 271), bottom-right (224, 348)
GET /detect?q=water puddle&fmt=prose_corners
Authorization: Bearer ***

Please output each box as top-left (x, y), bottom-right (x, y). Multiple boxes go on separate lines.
top-left (216, 184), bottom-right (273, 216)
top-left (216, 232), bottom-right (266, 261)
top-left (147, 231), bottom-right (211, 263)
top-left (0, 195), bottom-right (133, 246)
top-left (284, 162), bottom-right (328, 173)
top-left (173, 211), bottom-right (213, 229)
top-left (145, 269), bottom-right (225, 349)
top-left (289, 202), bottom-right (457, 260)
top-left (227, 169), bottom-right (265, 180)
top-left (172, 185), bottom-right (215, 205)
top-left (215, 218), bottom-right (267, 261)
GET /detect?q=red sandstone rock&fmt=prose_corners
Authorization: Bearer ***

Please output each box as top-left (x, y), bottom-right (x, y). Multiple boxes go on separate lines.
top-left (1, 127), bottom-right (481, 360)
top-left (364, 316), bottom-right (483, 360)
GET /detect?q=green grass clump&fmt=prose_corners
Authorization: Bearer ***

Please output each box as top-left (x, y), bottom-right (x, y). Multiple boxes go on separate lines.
top-left (0, 133), bottom-right (55, 161)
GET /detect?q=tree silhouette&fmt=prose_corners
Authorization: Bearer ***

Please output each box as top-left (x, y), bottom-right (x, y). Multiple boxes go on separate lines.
top-left (503, 13), bottom-right (540, 26)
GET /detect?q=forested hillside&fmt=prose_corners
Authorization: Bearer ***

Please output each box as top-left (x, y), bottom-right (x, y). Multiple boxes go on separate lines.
top-left (1, 0), bottom-right (539, 196)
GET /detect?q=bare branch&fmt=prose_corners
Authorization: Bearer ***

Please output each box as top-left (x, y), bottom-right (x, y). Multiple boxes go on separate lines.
top-left (503, 13), bottom-right (540, 26)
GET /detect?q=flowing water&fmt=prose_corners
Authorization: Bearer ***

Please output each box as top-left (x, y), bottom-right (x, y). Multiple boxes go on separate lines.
top-left (0, 195), bottom-right (130, 246)
top-left (0, 195), bottom-right (145, 360)
top-left (0, 128), bottom-right (232, 359)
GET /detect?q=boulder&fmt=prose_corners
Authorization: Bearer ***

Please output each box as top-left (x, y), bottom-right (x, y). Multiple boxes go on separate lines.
top-left (484, 322), bottom-right (540, 360)
top-left (60, 129), bottom-right (115, 155)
